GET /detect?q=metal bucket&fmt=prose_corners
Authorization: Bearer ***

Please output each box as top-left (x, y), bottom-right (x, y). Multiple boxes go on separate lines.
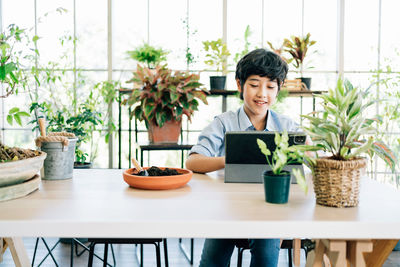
top-left (41, 138), bottom-right (77, 180)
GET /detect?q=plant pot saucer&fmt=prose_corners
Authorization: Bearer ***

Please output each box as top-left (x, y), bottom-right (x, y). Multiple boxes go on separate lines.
top-left (123, 167), bottom-right (193, 190)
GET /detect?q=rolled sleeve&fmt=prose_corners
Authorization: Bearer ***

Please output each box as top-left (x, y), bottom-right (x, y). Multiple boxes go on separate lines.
top-left (189, 117), bottom-right (225, 157)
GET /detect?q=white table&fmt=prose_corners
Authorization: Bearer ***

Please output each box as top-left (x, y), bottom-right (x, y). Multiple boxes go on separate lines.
top-left (0, 169), bottom-right (399, 266)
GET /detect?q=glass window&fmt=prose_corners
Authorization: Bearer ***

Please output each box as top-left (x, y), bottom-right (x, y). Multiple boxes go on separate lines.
top-left (76, 0), bottom-right (107, 69)
top-left (380, 0), bottom-right (400, 71)
top-left (344, 0), bottom-right (379, 71)
top-left (113, 0), bottom-right (148, 70)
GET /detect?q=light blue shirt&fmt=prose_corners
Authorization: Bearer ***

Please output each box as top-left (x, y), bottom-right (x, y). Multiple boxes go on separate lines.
top-left (190, 106), bottom-right (300, 157)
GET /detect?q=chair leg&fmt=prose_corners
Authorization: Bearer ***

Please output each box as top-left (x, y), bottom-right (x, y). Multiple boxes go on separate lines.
top-left (39, 238), bottom-right (60, 267)
top-left (103, 243), bottom-right (109, 267)
top-left (110, 244), bottom-right (116, 266)
top-left (163, 238), bottom-right (169, 267)
top-left (88, 242), bottom-right (96, 267)
top-left (237, 247), bottom-right (244, 267)
top-left (70, 239), bottom-right (74, 267)
top-left (155, 242), bottom-right (161, 267)
top-left (288, 248), bottom-right (293, 267)
top-left (178, 238), bottom-right (194, 265)
top-left (31, 238), bottom-right (40, 267)
top-left (140, 244), bottom-right (144, 267)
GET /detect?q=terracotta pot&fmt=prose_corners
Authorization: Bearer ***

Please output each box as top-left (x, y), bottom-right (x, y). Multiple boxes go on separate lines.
top-left (148, 119), bottom-right (182, 144)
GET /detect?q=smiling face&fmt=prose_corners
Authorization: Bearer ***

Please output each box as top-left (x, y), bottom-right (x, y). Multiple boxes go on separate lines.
top-left (237, 75), bottom-right (279, 123)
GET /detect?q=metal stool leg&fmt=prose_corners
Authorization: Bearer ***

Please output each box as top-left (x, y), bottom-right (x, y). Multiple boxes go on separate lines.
top-left (163, 238), bottom-right (169, 267)
top-left (103, 243), bottom-right (109, 267)
top-left (237, 247), bottom-right (244, 267)
top-left (70, 239), bottom-right (74, 267)
top-left (32, 238), bottom-right (40, 266)
top-left (155, 242), bottom-right (161, 267)
top-left (88, 242), bottom-right (95, 267)
top-left (178, 238), bottom-right (194, 265)
top-left (36, 238), bottom-right (60, 267)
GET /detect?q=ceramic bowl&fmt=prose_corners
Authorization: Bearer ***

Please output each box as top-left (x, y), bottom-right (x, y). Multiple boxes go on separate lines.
top-left (123, 167), bottom-right (193, 190)
top-left (0, 151), bottom-right (47, 187)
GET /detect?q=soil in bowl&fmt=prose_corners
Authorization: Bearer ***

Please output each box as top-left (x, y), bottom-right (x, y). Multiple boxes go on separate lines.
top-left (133, 166), bottom-right (179, 176)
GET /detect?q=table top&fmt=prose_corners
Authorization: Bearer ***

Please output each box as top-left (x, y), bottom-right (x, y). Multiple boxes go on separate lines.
top-left (0, 169), bottom-right (399, 239)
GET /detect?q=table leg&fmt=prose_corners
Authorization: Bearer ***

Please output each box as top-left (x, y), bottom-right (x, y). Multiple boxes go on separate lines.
top-left (348, 240), bottom-right (373, 267)
top-left (0, 238), bottom-right (5, 262)
top-left (3, 237), bottom-right (31, 267)
top-left (364, 239), bottom-right (399, 267)
top-left (293, 239), bottom-right (301, 267)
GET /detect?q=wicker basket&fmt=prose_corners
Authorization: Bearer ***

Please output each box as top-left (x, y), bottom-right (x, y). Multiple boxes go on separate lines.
top-left (312, 157), bottom-right (367, 208)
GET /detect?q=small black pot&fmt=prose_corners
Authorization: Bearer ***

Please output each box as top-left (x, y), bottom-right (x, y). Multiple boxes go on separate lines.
top-left (298, 77), bottom-right (312, 90)
top-left (210, 76), bottom-right (226, 90)
top-left (74, 162), bottom-right (93, 169)
top-left (263, 170), bottom-right (291, 204)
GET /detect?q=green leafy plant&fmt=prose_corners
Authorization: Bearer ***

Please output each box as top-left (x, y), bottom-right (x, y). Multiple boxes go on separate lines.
top-left (266, 40), bottom-right (293, 64)
top-left (202, 38), bottom-right (230, 74)
top-left (30, 102), bottom-right (102, 164)
top-left (126, 43), bottom-right (168, 69)
top-left (234, 25), bottom-right (252, 63)
top-left (125, 64), bottom-right (208, 128)
top-left (182, 17), bottom-right (197, 69)
top-left (257, 131), bottom-right (310, 193)
top-left (284, 33), bottom-right (316, 73)
top-left (300, 78), bottom-right (398, 174)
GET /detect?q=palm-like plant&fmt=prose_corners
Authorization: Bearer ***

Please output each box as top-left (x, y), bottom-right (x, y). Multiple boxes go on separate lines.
top-left (300, 78), bottom-right (397, 173)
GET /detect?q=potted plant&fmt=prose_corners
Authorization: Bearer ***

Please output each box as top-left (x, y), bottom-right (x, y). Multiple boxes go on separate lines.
top-left (257, 131), bottom-right (309, 204)
top-left (126, 43), bottom-right (168, 69)
top-left (125, 64), bottom-right (208, 143)
top-left (202, 38), bottom-right (230, 90)
top-left (298, 78), bottom-right (398, 207)
top-left (283, 33), bottom-right (316, 90)
top-left (266, 40), bottom-right (293, 64)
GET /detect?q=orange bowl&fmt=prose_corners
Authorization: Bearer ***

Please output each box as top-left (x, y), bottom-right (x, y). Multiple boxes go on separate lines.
top-left (123, 167), bottom-right (193, 190)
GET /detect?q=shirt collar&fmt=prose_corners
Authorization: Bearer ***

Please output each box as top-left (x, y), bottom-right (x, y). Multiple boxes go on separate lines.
top-left (238, 106), bottom-right (270, 131)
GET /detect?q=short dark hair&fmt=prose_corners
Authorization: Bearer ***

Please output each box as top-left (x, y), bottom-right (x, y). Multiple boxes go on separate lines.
top-left (235, 48), bottom-right (288, 99)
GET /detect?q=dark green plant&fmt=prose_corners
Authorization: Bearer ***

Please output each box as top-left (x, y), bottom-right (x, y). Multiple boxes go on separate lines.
top-left (284, 33), bottom-right (316, 73)
top-left (126, 43), bottom-right (168, 69)
top-left (125, 64), bottom-right (208, 128)
top-left (202, 38), bottom-right (230, 74)
top-left (257, 131), bottom-right (310, 193)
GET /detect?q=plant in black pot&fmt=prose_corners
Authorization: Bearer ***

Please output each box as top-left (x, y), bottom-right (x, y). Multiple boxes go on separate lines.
top-left (257, 131), bottom-right (309, 204)
top-left (202, 38), bottom-right (230, 90)
top-left (283, 33), bottom-right (316, 90)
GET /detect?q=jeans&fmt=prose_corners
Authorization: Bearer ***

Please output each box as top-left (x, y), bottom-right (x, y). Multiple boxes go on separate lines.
top-left (199, 238), bottom-right (280, 267)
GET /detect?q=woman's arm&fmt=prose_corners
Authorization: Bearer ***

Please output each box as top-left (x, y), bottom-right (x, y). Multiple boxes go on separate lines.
top-left (185, 153), bottom-right (225, 173)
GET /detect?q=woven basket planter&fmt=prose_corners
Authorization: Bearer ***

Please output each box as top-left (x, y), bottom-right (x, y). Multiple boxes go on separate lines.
top-left (312, 157), bottom-right (367, 208)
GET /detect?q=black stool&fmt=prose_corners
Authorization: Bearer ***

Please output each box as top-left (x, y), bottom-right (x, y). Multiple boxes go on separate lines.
top-left (32, 238), bottom-right (115, 267)
top-left (234, 239), bottom-right (314, 267)
top-left (87, 238), bottom-right (169, 267)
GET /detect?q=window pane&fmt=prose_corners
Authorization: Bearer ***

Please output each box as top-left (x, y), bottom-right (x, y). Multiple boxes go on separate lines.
top-left (304, 0), bottom-right (337, 71)
top-left (344, 0), bottom-right (379, 71)
top-left (227, 0), bottom-right (263, 67)
top-left (149, 0), bottom-right (186, 70)
top-left (76, 0), bottom-right (107, 69)
top-left (3, 0), bottom-right (35, 29)
top-left (36, 0), bottom-right (74, 67)
top-left (381, 0), bottom-right (400, 70)
top-left (190, 0), bottom-right (223, 72)
top-left (113, 0), bottom-right (148, 70)
top-left (3, 130), bottom-right (35, 149)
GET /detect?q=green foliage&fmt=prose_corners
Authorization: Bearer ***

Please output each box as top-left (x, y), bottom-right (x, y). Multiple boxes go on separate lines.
top-left (234, 25), bottom-right (252, 63)
top-left (266, 39), bottom-right (293, 64)
top-left (126, 43), bottom-right (168, 69)
top-left (182, 17), bottom-right (197, 69)
top-left (300, 78), bottom-right (398, 174)
top-left (257, 131), bottom-right (311, 193)
top-left (6, 107), bottom-right (30, 126)
top-left (284, 33), bottom-right (316, 71)
top-left (29, 102), bottom-right (102, 164)
top-left (125, 64), bottom-right (208, 128)
top-left (202, 38), bottom-right (230, 74)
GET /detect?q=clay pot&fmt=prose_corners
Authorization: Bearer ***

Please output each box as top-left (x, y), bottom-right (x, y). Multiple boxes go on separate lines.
top-left (148, 119), bottom-right (182, 144)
